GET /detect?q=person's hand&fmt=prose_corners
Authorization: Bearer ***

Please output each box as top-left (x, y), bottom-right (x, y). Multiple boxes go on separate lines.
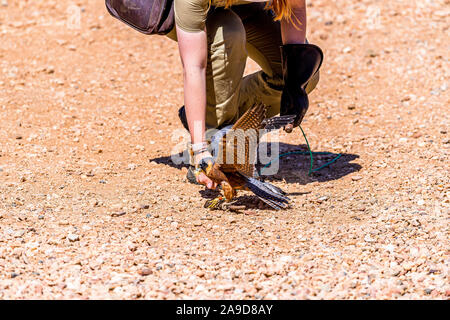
top-left (280, 85), bottom-right (308, 133)
top-left (194, 150), bottom-right (218, 190)
top-left (280, 44), bottom-right (324, 133)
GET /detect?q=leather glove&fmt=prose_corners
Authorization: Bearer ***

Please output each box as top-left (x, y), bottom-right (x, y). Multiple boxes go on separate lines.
top-left (280, 43), bottom-right (324, 132)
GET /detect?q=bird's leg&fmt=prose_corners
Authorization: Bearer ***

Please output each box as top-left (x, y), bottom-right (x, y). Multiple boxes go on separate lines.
top-left (204, 182), bottom-right (237, 210)
top-left (219, 182), bottom-right (239, 210)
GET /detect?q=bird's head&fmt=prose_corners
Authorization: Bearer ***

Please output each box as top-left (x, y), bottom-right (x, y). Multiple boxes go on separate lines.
top-left (198, 157), bottom-right (214, 175)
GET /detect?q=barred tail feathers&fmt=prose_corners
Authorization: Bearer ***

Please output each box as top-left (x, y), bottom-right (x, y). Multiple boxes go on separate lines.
top-left (244, 176), bottom-right (290, 210)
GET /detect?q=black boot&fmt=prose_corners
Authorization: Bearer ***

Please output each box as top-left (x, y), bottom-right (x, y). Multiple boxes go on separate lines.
top-left (280, 44), bottom-right (323, 131)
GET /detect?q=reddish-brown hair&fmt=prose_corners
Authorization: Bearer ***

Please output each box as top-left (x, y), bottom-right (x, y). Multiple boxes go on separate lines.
top-left (224, 0), bottom-right (300, 26)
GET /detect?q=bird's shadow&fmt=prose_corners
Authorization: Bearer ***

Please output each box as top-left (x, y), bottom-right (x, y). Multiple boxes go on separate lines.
top-left (149, 142), bottom-right (361, 210)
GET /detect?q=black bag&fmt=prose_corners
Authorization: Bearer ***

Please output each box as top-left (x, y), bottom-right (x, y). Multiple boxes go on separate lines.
top-left (105, 0), bottom-right (174, 35)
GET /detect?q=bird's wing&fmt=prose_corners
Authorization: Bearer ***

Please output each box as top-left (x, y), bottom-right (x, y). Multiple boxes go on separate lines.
top-left (232, 103), bottom-right (267, 131)
top-left (219, 103), bottom-right (267, 177)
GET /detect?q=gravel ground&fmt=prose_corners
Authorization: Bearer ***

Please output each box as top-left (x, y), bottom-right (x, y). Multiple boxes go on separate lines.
top-left (0, 0), bottom-right (448, 299)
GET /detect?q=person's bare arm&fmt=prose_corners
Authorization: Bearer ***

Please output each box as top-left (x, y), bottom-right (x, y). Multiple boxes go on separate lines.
top-left (176, 26), bottom-right (208, 144)
top-left (281, 0), bottom-right (307, 44)
top-left (176, 26), bottom-right (217, 189)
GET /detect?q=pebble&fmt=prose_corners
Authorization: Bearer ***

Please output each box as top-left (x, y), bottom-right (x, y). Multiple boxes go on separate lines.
top-left (351, 175), bottom-right (363, 181)
top-left (67, 234), bottom-right (80, 242)
top-left (138, 268), bottom-right (153, 276)
top-left (111, 211), bottom-right (126, 217)
top-left (14, 230), bottom-right (25, 238)
top-left (152, 229), bottom-right (160, 237)
top-left (343, 47), bottom-right (352, 53)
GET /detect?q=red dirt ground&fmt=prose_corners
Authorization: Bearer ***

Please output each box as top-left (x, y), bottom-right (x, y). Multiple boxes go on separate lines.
top-left (0, 0), bottom-right (448, 299)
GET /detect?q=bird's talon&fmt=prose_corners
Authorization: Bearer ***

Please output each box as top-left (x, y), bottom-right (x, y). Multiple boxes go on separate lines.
top-left (204, 197), bottom-right (225, 210)
top-left (220, 201), bottom-right (239, 211)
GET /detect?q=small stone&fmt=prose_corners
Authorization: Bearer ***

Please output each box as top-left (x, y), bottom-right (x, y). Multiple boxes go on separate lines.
top-left (366, 49), bottom-right (378, 58)
top-left (111, 211), bottom-right (126, 217)
top-left (430, 89), bottom-right (440, 96)
top-left (138, 268), bottom-right (153, 276)
top-left (364, 235), bottom-right (376, 243)
top-left (193, 221), bottom-right (202, 227)
top-left (424, 288), bottom-right (433, 295)
top-left (67, 234), bottom-right (80, 242)
top-left (11, 272), bottom-right (19, 278)
top-left (45, 66), bottom-right (55, 74)
top-left (140, 204), bottom-right (150, 210)
top-left (152, 229), bottom-right (160, 237)
top-left (14, 230), bottom-right (25, 238)
top-left (351, 175), bottom-right (363, 181)
top-left (390, 267), bottom-right (402, 277)
top-left (127, 163), bottom-right (137, 170)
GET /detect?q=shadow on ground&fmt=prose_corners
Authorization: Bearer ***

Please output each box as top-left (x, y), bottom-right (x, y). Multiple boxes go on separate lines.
top-left (149, 143), bottom-right (361, 210)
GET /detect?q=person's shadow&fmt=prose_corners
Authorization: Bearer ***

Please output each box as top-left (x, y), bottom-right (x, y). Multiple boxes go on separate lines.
top-left (149, 142), bottom-right (361, 210)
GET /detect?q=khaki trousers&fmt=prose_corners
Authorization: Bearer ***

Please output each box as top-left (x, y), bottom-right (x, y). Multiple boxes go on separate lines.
top-left (167, 3), bottom-right (319, 129)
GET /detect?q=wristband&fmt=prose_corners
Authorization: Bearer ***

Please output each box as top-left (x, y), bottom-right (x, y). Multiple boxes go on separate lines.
top-left (191, 142), bottom-right (208, 153)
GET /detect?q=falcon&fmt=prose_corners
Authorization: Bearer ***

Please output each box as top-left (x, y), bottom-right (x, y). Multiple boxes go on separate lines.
top-left (199, 103), bottom-right (294, 210)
